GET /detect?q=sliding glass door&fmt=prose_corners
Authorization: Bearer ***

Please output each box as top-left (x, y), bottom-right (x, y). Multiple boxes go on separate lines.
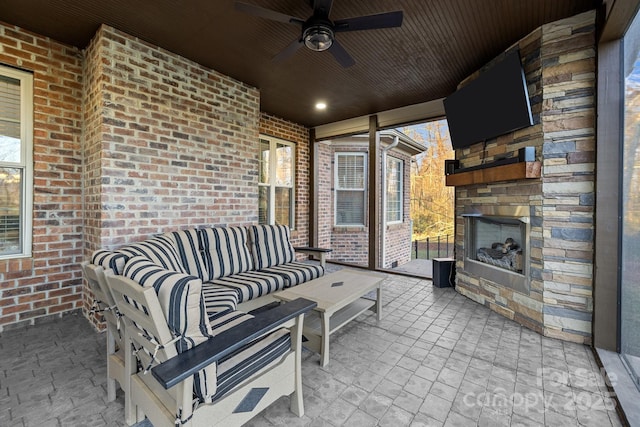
top-left (621, 11), bottom-right (640, 390)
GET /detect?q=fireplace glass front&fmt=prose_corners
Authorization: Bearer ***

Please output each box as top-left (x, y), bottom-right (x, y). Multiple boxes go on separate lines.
top-left (470, 217), bottom-right (525, 273)
top-left (464, 214), bottom-right (530, 294)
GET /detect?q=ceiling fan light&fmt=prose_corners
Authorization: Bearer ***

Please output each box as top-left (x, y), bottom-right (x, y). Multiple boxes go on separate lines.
top-left (303, 25), bottom-right (334, 52)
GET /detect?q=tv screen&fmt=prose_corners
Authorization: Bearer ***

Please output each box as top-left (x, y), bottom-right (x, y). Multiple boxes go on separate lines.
top-left (443, 50), bottom-right (533, 150)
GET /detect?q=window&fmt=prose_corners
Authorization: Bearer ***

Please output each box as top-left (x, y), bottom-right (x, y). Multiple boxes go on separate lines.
top-left (386, 156), bottom-right (403, 223)
top-left (258, 135), bottom-right (294, 227)
top-left (621, 11), bottom-right (640, 390)
top-left (0, 66), bottom-right (33, 259)
top-left (335, 153), bottom-right (366, 226)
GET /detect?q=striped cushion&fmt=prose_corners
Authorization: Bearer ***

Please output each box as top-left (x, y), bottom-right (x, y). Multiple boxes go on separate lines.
top-left (201, 283), bottom-right (239, 316)
top-left (166, 229), bottom-right (208, 279)
top-left (118, 235), bottom-right (187, 274)
top-left (259, 261), bottom-right (325, 287)
top-left (208, 271), bottom-right (285, 304)
top-left (208, 310), bottom-right (291, 402)
top-left (199, 227), bottom-right (253, 280)
top-left (248, 225), bottom-right (295, 270)
top-left (91, 249), bottom-right (128, 274)
top-left (123, 256), bottom-right (217, 402)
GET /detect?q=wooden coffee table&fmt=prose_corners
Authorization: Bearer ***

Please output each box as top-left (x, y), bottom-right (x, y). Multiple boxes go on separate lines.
top-left (273, 268), bottom-right (386, 366)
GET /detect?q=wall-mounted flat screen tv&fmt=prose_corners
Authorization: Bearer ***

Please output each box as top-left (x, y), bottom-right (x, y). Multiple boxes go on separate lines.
top-left (443, 49), bottom-right (533, 150)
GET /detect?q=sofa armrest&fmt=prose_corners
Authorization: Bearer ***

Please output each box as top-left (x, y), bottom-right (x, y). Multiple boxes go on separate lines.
top-left (151, 297), bottom-right (317, 389)
top-left (293, 247), bottom-right (332, 268)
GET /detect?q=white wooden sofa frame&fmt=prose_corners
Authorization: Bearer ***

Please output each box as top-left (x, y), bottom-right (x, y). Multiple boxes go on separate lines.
top-left (105, 270), bottom-right (317, 427)
top-left (81, 261), bottom-right (127, 403)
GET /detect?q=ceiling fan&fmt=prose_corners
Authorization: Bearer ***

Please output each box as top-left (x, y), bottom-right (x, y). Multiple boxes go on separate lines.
top-left (235, 0), bottom-right (403, 67)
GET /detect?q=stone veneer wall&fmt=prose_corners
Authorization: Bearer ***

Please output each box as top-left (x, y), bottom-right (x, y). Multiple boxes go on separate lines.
top-left (455, 11), bottom-right (596, 344)
top-left (0, 23), bottom-right (85, 331)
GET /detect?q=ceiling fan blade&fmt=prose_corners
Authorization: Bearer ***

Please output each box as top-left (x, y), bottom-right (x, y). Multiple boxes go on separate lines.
top-left (235, 2), bottom-right (304, 25)
top-left (312, 0), bottom-right (333, 17)
top-left (273, 38), bottom-right (304, 63)
top-left (334, 10), bottom-right (403, 32)
top-left (328, 40), bottom-right (355, 68)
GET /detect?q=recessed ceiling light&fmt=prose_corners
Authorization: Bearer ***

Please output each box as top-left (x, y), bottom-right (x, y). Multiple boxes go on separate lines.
top-left (315, 102), bottom-right (327, 110)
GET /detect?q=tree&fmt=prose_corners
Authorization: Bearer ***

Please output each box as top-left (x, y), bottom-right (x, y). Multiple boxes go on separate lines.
top-left (399, 120), bottom-right (455, 239)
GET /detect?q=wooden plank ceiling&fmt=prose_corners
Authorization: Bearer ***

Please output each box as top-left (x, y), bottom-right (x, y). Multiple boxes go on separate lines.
top-left (0, 0), bottom-right (600, 127)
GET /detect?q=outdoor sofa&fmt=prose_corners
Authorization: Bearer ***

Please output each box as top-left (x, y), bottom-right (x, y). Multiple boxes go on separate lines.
top-left (84, 224), bottom-right (328, 426)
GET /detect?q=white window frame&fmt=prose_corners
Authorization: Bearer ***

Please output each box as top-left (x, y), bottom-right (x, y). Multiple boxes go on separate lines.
top-left (0, 65), bottom-right (33, 260)
top-left (258, 135), bottom-right (295, 228)
top-left (334, 152), bottom-right (367, 226)
top-left (386, 156), bottom-right (403, 224)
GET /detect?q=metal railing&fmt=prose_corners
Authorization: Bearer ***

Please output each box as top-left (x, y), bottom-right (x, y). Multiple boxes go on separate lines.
top-left (412, 234), bottom-right (454, 260)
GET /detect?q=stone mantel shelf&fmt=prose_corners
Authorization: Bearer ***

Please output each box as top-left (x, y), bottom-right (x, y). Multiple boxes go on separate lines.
top-left (445, 161), bottom-right (542, 187)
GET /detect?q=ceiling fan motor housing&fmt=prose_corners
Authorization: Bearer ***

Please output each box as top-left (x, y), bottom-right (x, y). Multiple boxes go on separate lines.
top-left (303, 18), bottom-right (334, 51)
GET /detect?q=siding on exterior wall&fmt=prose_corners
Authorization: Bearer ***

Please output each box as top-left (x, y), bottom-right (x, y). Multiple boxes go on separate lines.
top-left (0, 23), bottom-right (84, 330)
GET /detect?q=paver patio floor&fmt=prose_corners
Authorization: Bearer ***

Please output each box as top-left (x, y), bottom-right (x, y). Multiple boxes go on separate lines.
top-left (0, 269), bottom-right (624, 426)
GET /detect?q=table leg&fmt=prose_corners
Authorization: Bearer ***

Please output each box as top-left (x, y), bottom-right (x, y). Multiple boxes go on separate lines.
top-left (320, 312), bottom-right (330, 367)
top-left (376, 283), bottom-right (382, 321)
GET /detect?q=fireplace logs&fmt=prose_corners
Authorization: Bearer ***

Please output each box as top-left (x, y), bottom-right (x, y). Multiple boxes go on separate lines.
top-left (477, 238), bottom-right (523, 272)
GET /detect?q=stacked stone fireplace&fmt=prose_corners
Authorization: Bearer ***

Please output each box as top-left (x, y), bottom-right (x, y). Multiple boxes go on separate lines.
top-left (452, 11), bottom-right (596, 344)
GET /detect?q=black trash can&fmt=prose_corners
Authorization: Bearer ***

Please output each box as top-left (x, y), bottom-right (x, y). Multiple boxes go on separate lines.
top-left (433, 258), bottom-right (455, 288)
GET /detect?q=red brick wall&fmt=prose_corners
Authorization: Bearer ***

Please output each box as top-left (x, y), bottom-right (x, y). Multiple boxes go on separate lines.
top-left (317, 141), bottom-right (333, 250)
top-left (0, 23), bottom-right (84, 331)
top-left (382, 152), bottom-right (413, 268)
top-left (83, 25), bottom-right (261, 254)
top-left (81, 23), bottom-right (103, 259)
top-left (0, 23), bottom-right (315, 332)
top-left (329, 145), bottom-right (370, 267)
top-left (318, 136), bottom-right (414, 268)
top-left (79, 25), bottom-right (265, 328)
top-left (259, 112), bottom-right (311, 249)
